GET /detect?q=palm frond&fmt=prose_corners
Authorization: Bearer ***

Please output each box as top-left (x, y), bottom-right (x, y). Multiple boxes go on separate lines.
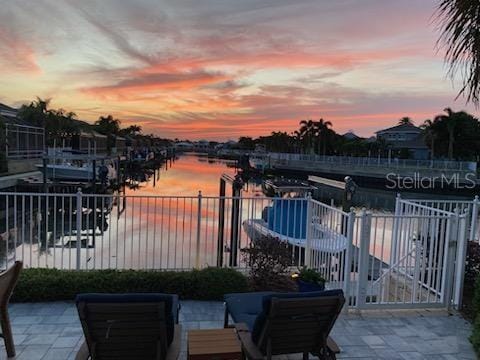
top-left (436, 0), bottom-right (480, 106)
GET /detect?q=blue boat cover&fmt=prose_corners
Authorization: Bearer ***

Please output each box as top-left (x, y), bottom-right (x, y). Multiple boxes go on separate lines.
top-left (266, 199), bottom-right (307, 239)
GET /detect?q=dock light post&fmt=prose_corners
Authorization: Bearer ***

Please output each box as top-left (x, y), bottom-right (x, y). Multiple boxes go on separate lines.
top-left (342, 176), bottom-right (357, 213)
top-left (341, 176), bottom-right (357, 236)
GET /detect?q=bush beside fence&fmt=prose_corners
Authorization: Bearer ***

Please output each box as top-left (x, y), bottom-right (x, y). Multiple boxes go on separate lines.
top-left (470, 277), bottom-right (480, 355)
top-left (12, 267), bottom-right (249, 302)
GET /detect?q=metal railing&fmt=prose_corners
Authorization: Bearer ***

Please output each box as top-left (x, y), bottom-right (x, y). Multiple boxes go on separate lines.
top-left (5, 123), bottom-right (45, 159)
top-left (269, 153), bottom-right (477, 172)
top-left (0, 192), bottom-right (332, 271)
top-left (0, 190), bottom-right (469, 310)
top-left (402, 196), bottom-right (480, 242)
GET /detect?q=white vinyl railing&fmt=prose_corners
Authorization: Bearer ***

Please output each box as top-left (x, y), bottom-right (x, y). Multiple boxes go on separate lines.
top-left (269, 152), bottom-right (477, 172)
top-left (0, 190), bottom-right (469, 310)
top-left (402, 196), bottom-right (480, 242)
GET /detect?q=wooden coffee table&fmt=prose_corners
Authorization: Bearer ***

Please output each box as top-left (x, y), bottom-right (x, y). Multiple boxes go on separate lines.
top-left (188, 328), bottom-right (242, 360)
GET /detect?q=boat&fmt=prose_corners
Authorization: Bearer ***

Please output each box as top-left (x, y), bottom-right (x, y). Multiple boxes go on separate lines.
top-left (249, 145), bottom-right (270, 171)
top-left (262, 178), bottom-right (315, 197)
top-left (36, 162), bottom-right (117, 182)
top-left (243, 198), bottom-right (348, 254)
top-left (36, 163), bottom-right (94, 181)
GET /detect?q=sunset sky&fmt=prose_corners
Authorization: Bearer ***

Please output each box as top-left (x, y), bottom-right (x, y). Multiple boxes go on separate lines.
top-left (0, 0), bottom-right (477, 140)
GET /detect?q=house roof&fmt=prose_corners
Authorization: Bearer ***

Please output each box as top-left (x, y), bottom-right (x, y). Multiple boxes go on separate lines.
top-left (343, 131), bottom-right (360, 140)
top-left (0, 113), bottom-right (35, 127)
top-left (376, 123), bottom-right (421, 134)
top-left (0, 103), bottom-right (17, 113)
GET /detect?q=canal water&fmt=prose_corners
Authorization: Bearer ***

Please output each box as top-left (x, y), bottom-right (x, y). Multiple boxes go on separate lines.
top-left (1, 153), bottom-right (476, 270)
top-left (126, 153), bottom-right (263, 197)
top-left (130, 153), bottom-right (475, 212)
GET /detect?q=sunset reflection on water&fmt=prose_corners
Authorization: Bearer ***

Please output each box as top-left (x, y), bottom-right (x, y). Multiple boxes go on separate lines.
top-left (126, 154), bottom-right (260, 197)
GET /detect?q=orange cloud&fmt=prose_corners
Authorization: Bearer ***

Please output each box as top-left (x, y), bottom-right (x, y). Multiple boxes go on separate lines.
top-left (82, 70), bottom-right (232, 100)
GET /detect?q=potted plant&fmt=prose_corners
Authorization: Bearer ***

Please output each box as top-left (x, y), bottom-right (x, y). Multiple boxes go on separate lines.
top-left (292, 267), bottom-right (326, 292)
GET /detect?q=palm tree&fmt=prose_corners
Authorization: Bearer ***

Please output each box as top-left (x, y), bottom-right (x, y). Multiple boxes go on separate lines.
top-left (18, 97), bottom-right (52, 127)
top-left (398, 117), bottom-right (413, 125)
top-left (313, 119), bottom-right (332, 155)
top-left (95, 115), bottom-right (120, 135)
top-left (436, 0), bottom-right (480, 106)
top-left (119, 125), bottom-right (142, 137)
top-left (299, 120), bottom-right (315, 154)
top-left (292, 130), bottom-right (302, 153)
top-left (434, 108), bottom-right (458, 159)
top-left (421, 119), bottom-right (437, 159)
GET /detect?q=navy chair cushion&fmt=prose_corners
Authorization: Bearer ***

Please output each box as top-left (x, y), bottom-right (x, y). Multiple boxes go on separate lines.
top-left (251, 289), bottom-right (344, 344)
top-left (75, 293), bottom-right (179, 345)
top-left (224, 292), bottom-right (275, 331)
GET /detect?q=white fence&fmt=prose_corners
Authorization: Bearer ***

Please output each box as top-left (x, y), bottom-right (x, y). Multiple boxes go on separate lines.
top-left (0, 191), bottom-right (469, 310)
top-left (302, 198), bottom-right (467, 309)
top-left (402, 196), bottom-right (480, 242)
top-left (269, 153), bottom-right (477, 172)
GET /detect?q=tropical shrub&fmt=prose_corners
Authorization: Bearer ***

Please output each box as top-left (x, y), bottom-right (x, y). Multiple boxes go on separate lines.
top-left (241, 235), bottom-right (297, 291)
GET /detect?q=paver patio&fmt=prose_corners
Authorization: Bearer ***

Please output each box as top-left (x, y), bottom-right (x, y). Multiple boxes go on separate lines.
top-left (0, 301), bottom-right (475, 359)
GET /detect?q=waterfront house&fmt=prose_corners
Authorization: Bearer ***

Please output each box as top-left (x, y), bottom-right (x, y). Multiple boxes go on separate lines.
top-left (175, 141), bottom-right (194, 151)
top-left (0, 103), bottom-right (44, 175)
top-left (113, 135), bottom-right (127, 155)
top-left (342, 131), bottom-right (360, 140)
top-left (376, 122), bottom-right (430, 160)
top-left (71, 130), bottom-right (108, 155)
top-left (0, 103), bottom-right (18, 118)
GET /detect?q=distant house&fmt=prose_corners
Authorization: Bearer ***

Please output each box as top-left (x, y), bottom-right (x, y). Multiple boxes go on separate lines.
top-left (113, 136), bottom-right (127, 154)
top-left (71, 130), bottom-right (108, 155)
top-left (0, 103), bottom-right (45, 160)
top-left (343, 131), bottom-right (360, 141)
top-left (376, 123), bottom-right (429, 160)
top-left (0, 103), bottom-right (19, 118)
top-left (175, 142), bottom-right (194, 151)
top-left (196, 140), bottom-right (210, 151)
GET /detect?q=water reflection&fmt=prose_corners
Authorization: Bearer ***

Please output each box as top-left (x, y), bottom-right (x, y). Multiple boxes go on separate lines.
top-left (126, 154), bottom-right (248, 196)
top-left (2, 154), bottom-right (476, 270)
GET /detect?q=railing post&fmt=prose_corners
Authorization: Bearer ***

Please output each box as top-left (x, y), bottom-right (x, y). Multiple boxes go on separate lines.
top-left (356, 209), bottom-right (371, 309)
top-left (443, 209), bottom-right (459, 310)
top-left (343, 209), bottom-right (355, 312)
top-left (195, 191), bottom-right (202, 269)
top-left (217, 179), bottom-right (226, 267)
top-left (453, 211), bottom-right (469, 309)
top-left (391, 194), bottom-right (402, 262)
top-left (304, 193), bottom-right (313, 268)
top-left (76, 188), bottom-right (83, 270)
top-left (470, 196), bottom-right (479, 242)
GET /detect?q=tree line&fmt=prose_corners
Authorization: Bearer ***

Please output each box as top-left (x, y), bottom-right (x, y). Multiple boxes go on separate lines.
top-left (13, 97), bottom-right (170, 149)
top-left (236, 108), bottom-right (480, 161)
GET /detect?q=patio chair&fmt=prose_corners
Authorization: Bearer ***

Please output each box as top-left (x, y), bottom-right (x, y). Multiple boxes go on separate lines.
top-left (224, 289), bottom-right (345, 360)
top-left (75, 293), bottom-right (181, 360)
top-left (0, 261), bottom-right (22, 358)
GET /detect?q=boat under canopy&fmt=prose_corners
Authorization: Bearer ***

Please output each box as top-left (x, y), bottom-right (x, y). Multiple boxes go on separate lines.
top-left (243, 198), bottom-right (348, 253)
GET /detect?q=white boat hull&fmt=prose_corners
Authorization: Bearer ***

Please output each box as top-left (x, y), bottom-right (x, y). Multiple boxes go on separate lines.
top-left (243, 219), bottom-right (347, 253)
top-left (36, 165), bottom-right (94, 181)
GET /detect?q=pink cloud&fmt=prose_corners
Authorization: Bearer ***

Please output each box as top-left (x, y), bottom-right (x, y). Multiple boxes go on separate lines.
top-left (0, 26), bottom-right (40, 74)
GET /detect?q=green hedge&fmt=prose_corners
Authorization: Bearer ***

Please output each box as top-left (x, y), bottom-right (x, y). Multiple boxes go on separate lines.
top-left (12, 267), bottom-right (249, 302)
top-left (470, 277), bottom-right (480, 354)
